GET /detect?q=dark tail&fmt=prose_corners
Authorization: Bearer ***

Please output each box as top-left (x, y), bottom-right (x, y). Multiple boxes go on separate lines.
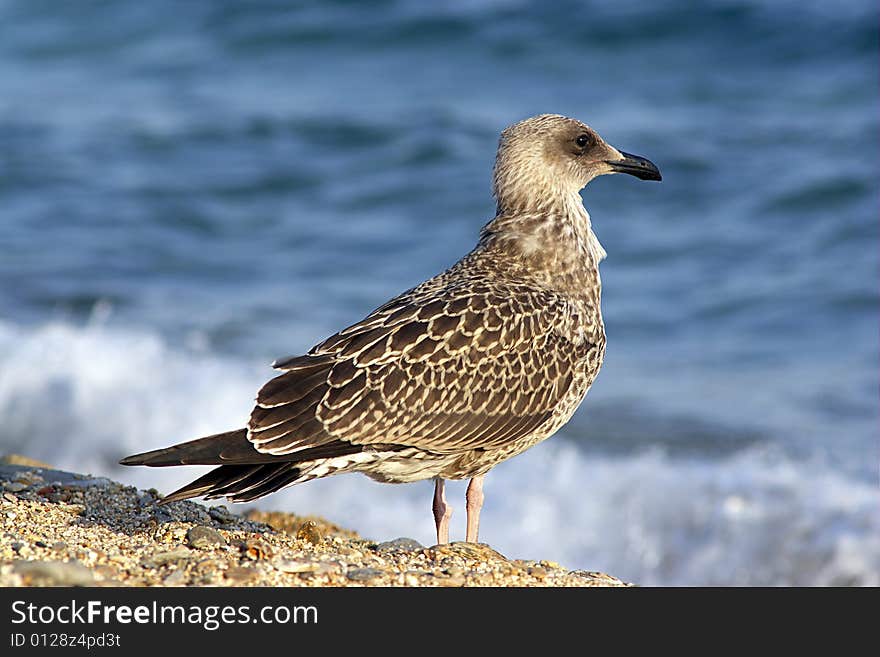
top-left (119, 429), bottom-right (365, 504)
top-left (119, 429), bottom-right (280, 467)
top-left (158, 462), bottom-right (312, 505)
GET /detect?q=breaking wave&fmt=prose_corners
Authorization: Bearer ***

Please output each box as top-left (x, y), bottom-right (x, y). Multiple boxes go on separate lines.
top-left (0, 319), bottom-right (876, 586)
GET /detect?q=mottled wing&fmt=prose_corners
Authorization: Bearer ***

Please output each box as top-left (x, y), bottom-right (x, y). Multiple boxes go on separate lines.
top-left (247, 283), bottom-right (596, 456)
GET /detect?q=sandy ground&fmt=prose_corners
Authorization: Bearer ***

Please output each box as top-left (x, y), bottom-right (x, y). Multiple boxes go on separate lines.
top-left (0, 455), bottom-right (626, 587)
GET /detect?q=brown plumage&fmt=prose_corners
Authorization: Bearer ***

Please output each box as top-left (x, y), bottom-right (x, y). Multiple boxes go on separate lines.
top-left (120, 114), bottom-right (661, 544)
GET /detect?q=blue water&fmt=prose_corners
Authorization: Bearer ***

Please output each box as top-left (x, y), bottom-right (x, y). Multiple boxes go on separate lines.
top-left (0, 1), bottom-right (877, 585)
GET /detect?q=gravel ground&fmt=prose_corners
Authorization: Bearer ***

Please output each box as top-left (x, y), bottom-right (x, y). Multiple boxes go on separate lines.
top-left (0, 456), bottom-right (627, 587)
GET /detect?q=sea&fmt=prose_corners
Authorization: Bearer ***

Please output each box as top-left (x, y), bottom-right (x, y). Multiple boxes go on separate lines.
top-left (0, 0), bottom-right (876, 585)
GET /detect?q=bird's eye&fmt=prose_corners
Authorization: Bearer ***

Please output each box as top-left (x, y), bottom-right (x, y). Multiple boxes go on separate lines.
top-left (576, 134), bottom-right (591, 148)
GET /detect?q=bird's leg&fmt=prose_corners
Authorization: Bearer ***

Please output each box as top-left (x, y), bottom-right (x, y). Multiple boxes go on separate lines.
top-left (465, 474), bottom-right (485, 543)
top-left (432, 477), bottom-right (453, 544)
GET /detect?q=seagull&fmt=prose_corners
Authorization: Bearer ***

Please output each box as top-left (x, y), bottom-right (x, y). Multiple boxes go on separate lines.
top-left (120, 114), bottom-right (661, 545)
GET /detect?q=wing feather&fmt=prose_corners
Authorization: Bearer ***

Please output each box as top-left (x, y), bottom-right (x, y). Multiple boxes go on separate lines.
top-left (246, 281), bottom-right (594, 457)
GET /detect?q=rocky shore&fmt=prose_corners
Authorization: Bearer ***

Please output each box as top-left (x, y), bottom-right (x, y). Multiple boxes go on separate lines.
top-left (0, 455), bottom-right (627, 587)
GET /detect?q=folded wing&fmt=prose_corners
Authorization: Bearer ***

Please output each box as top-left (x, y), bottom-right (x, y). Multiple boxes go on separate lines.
top-left (248, 282), bottom-right (596, 457)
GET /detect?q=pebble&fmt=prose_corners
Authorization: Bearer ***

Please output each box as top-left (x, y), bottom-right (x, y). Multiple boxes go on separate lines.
top-left (208, 505), bottom-right (236, 524)
top-left (14, 560), bottom-right (95, 586)
top-left (4, 482), bottom-right (27, 493)
top-left (274, 558), bottom-right (341, 575)
top-left (427, 542), bottom-right (507, 562)
top-left (0, 459), bottom-right (629, 588)
top-left (437, 576), bottom-right (467, 587)
top-left (314, 561), bottom-right (342, 575)
top-left (153, 508), bottom-right (174, 523)
top-left (163, 569), bottom-right (187, 586)
top-left (295, 520), bottom-right (323, 544)
top-left (528, 567), bottom-right (548, 580)
top-left (273, 558), bottom-right (321, 574)
top-left (346, 568), bottom-right (384, 582)
top-left (242, 538), bottom-right (273, 560)
top-left (186, 526), bottom-right (226, 550)
top-left (141, 547), bottom-right (192, 568)
top-left (375, 537), bottom-right (424, 553)
top-left (225, 566), bottom-right (255, 583)
top-left (570, 571), bottom-right (626, 586)
top-left (93, 564), bottom-right (118, 578)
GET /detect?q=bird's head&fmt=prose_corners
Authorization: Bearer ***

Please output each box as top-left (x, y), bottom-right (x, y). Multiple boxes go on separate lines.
top-left (492, 114), bottom-right (661, 213)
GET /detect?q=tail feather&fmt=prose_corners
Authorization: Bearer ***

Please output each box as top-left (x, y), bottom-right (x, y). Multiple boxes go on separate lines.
top-left (159, 464), bottom-right (270, 505)
top-left (227, 466), bottom-right (314, 502)
top-left (119, 429), bottom-right (364, 467)
top-left (160, 461), bottom-right (328, 505)
top-left (204, 462), bottom-right (293, 499)
top-left (159, 465), bottom-right (251, 506)
top-left (119, 429), bottom-right (273, 466)
top-left (120, 428), bottom-right (375, 505)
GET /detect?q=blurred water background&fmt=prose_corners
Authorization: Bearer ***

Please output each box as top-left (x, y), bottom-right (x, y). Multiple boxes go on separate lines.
top-left (0, 0), bottom-right (877, 585)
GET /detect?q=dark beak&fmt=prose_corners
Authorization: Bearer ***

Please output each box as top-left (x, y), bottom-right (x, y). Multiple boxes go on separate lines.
top-left (606, 150), bottom-right (662, 181)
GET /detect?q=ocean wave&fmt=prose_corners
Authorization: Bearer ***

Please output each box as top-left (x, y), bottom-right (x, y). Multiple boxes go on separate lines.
top-left (0, 319), bottom-right (876, 585)
top-left (0, 316), bottom-right (263, 471)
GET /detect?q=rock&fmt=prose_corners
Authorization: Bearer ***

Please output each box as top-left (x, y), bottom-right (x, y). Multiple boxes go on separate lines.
top-left (186, 526), bottom-right (226, 550)
top-left (528, 566), bottom-right (548, 580)
top-left (141, 547), bottom-right (193, 568)
top-left (375, 537), bottom-right (424, 553)
top-left (0, 460), bottom-right (629, 588)
top-left (404, 572), bottom-right (422, 586)
top-left (153, 507), bottom-right (174, 523)
top-left (0, 464), bottom-right (110, 490)
top-left (295, 520), bottom-right (323, 544)
top-left (92, 564), bottom-right (120, 582)
top-left (346, 568), bottom-right (384, 582)
top-left (570, 571), bottom-right (628, 586)
top-left (4, 482), bottom-right (28, 493)
top-left (427, 542), bottom-right (507, 562)
top-left (274, 558), bottom-right (342, 575)
top-left (224, 567), bottom-right (256, 583)
top-left (163, 569), bottom-right (187, 586)
top-left (241, 538), bottom-right (273, 560)
top-left (14, 560), bottom-right (95, 586)
top-left (315, 561), bottom-right (342, 575)
top-left (274, 558), bottom-right (321, 574)
top-left (245, 509), bottom-right (360, 540)
top-left (208, 505), bottom-right (236, 524)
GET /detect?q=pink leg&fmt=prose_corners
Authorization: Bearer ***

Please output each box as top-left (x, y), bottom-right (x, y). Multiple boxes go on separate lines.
top-left (432, 477), bottom-right (453, 544)
top-left (465, 475), bottom-right (485, 543)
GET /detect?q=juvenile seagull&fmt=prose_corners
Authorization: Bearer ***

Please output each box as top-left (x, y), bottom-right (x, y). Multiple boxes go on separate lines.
top-left (121, 114), bottom-right (661, 545)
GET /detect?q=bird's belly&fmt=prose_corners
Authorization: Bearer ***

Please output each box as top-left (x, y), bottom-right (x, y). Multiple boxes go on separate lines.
top-left (359, 448), bottom-right (460, 484)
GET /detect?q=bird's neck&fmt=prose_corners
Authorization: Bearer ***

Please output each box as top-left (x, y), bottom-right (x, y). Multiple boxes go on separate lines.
top-left (478, 191), bottom-right (605, 301)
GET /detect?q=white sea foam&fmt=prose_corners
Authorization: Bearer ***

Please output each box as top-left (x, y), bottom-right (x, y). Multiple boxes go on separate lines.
top-left (0, 319), bottom-right (876, 586)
